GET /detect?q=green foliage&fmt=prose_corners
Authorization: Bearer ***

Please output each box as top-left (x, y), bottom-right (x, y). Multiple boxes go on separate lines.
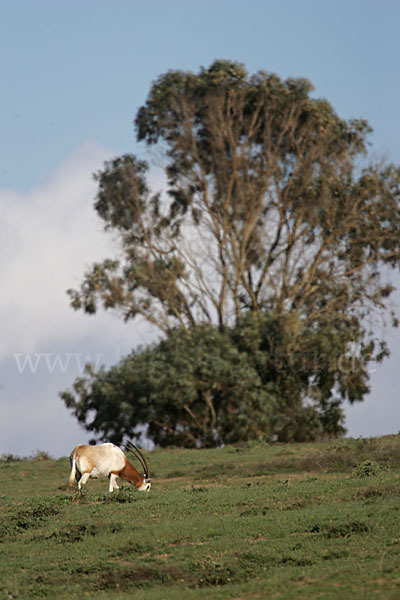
top-left (0, 450), bottom-right (52, 462)
top-left (62, 311), bottom-right (374, 446)
top-left (61, 325), bottom-right (276, 447)
top-left (1, 437), bottom-right (400, 599)
top-left (65, 59), bottom-right (400, 445)
top-left (231, 312), bottom-right (353, 441)
top-left (352, 459), bottom-right (383, 478)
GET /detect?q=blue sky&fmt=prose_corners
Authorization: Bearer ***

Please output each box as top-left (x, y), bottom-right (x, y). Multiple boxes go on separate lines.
top-left (1, 0), bottom-right (399, 456)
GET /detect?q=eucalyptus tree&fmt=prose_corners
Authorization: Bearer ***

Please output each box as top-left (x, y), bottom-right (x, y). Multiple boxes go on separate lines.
top-left (64, 60), bottom-right (400, 445)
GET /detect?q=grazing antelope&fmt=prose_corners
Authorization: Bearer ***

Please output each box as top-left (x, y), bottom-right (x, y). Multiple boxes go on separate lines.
top-left (68, 442), bottom-right (151, 492)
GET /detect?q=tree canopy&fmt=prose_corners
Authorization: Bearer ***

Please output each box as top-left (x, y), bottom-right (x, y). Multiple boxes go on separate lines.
top-left (63, 60), bottom-right (400, 446)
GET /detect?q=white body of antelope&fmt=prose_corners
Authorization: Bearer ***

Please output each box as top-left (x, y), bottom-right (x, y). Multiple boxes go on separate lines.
top-left (68, 442), bottom-right (151, 492)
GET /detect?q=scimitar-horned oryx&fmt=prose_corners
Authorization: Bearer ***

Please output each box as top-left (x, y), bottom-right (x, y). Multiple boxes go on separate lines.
top-left (68, 441), bottom-right (151, 492)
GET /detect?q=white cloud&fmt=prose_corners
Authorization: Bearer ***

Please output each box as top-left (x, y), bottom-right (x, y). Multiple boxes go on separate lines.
top-left (0, 141), bottom-right (158, 457)
top-left (2, 141), bottom-right (113, 358)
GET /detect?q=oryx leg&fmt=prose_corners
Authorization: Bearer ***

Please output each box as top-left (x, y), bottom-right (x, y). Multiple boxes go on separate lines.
top-left (77, 471), bottom-right (91, 490)
top-left (109, 473), bottom-right (119, 492)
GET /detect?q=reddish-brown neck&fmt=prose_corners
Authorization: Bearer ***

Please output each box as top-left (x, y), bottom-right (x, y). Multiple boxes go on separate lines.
top-left (119, 458), bottom-right (144, 488)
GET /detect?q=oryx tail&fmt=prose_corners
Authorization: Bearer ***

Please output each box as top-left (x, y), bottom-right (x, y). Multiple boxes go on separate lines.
top-left (68, 452), bottom-right (78, 488)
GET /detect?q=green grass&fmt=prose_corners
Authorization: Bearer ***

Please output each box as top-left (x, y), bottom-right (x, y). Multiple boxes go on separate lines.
top-left (1, 436), bottom-right (400, 599)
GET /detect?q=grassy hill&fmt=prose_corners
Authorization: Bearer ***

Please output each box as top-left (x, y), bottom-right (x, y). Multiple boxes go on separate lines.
top-left (1, 436), bottom-right (400, 599)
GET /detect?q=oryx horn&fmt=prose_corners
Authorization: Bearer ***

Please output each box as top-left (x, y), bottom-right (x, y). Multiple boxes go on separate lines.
top-left (123, 440), bottom-right (150, 479)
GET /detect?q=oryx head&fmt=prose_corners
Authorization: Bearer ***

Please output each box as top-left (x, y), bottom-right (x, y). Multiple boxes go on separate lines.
top-left (124, 441), bottom-right (151, 492)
